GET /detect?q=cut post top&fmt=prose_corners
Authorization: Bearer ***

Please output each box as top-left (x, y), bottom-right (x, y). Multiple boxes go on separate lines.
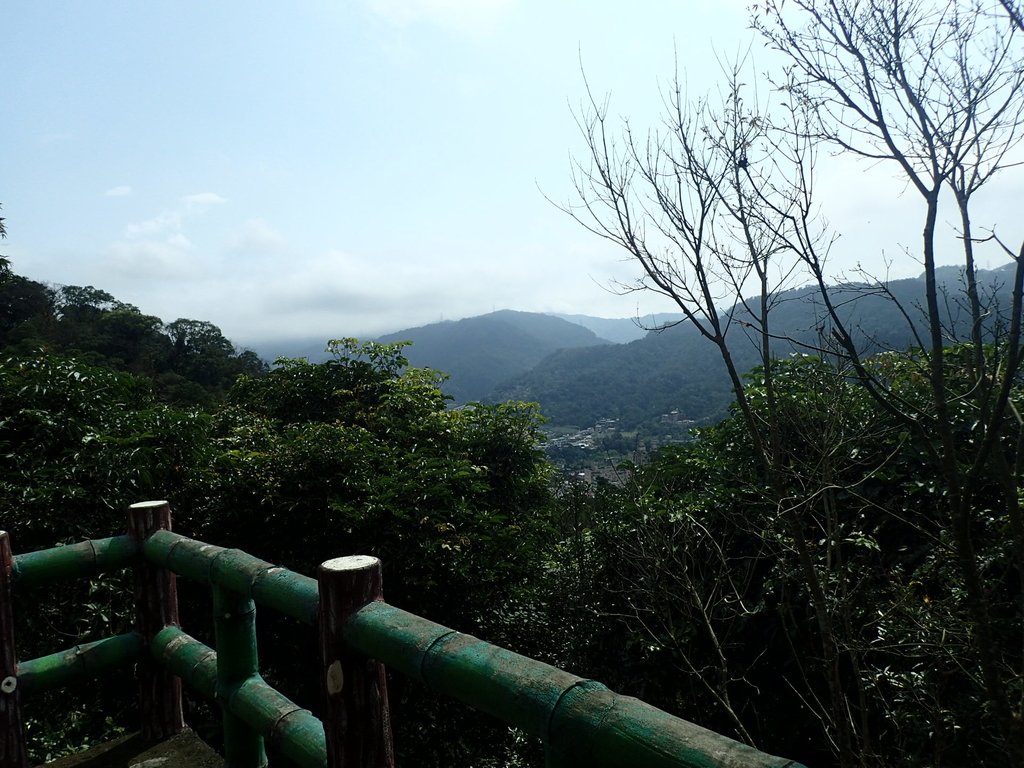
top-left (321, 555), bottom-right (379, 572)
top-left (130, 500), bottom-right (170, 510)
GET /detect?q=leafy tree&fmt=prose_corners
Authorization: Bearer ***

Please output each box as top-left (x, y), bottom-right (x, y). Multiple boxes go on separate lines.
top-left (0, 353), bottom-right (211, 550)
top-left (55, 285), bottom-right (131, 317)
top-left (163, 318), bottom-right (267, 401)
top-left (189, 339), bottom-right (554, 765)
top-left (0, 277), bottom-right (54, 350)
top-left (0, 268), bottom-right (269, 405)
top-left (0, 352), bottom-right (212, 760)
top-left (199, 340), bottom-right (552, 626)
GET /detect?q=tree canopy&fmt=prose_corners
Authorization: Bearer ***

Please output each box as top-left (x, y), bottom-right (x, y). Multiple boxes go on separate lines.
top-left (0, 269), bottom-right (267, 405)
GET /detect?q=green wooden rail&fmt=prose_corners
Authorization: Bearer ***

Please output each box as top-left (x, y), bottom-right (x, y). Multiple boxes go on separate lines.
top-left (0, 501), bottom-right (808, 768)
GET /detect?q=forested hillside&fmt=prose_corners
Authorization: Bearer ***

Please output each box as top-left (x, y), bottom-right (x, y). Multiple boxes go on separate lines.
top-left (498, 321), bottom-right (746, 429)
top-left (0, 273), bottom-right (267, 405)
top-left (551, 312), bottom-right (684, 343)
top-left (376, 309), bottom-right (610, 403)
top-left (500, 266), bottom-right (1019, 429)
top-left (3, 257), bottom-right (1023, 765)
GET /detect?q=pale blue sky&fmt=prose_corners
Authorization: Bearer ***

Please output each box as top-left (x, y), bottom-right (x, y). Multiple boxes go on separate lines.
top-left (5, 1), bottom-right (1020, 346)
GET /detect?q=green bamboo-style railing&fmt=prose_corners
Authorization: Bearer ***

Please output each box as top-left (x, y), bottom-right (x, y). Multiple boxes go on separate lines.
top-left (0, 501), bottom-right (808, 768)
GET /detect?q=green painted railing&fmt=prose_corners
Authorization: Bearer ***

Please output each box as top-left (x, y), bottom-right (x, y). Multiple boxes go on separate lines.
top-left (0, 501), bottom-right (808, 768)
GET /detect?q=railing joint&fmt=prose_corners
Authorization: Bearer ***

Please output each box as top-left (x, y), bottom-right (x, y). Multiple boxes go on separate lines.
top-left (267, 702), bottom-right (308, 741)
top-left (85, 537), bottom-right (98, 568)
top-left (161, 533), bottom-right (186, 570)
top-left (419, 629), bottom-right (460, 687)
top-left (546, 678), bottom-right (593, 744)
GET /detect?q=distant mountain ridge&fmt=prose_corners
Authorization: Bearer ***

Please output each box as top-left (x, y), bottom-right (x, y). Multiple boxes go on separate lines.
top-left (376, 309), bottom-right (611, 403)
top-left (551, 313), bottom-right (684, 343)
top-left (247, 264), bottom-right (1017, 432)
top-left (498, 265), bottom-right (1019, 429)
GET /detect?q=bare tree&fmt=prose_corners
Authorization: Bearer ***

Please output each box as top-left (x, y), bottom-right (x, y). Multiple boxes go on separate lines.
top-left (1002, 0), bottom-right (1024, 30)
top-left (565, 58), bottom-right (883, 766)
top-left (567, 1), bottom-right (1024, 765)
top-left (754, 1), bottom-right (1024, 760)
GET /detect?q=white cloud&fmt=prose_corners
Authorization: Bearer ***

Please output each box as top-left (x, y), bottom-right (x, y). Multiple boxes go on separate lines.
top-left (230, 247), bottom-right (441, 339)
top-left (167, 232), bottom-right (193, 250)
top-left (218, 239), bottom-right (641, 343)
top-left (102, 236), bottom-right (198, 281)
top-left (226, 218), bottom-right (288, 258)
top-left (104, 185), bottom-right (133, 197)
top-left (124, 210), bottom-right (182, 239)
top-left (121, 191), bottom-right (227, 241)
top-left (181, 192), bottom-right (227, 210)
top-left (366, 0), bottom-right (515, 35)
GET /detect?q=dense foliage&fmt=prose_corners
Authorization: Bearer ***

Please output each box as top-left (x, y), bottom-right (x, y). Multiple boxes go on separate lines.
top-left (0, 314), bottom-right (556, 764)
top-left (3, 275), bottom-right (1023, 766)
top-left (0, 274), bottom-right (267, 405)
top-left (538, 352), bottom-right (1024, 767)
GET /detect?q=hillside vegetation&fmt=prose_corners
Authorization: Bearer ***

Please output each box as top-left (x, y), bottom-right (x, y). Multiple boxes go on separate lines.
top-left (0, 274), bottom-right (266, 405)
top-left (0, 293), bottom-right (556, 764)
top-left (499, 266), bottom-right (1019, 430)
top-left (2, 253), bottom-right (1022, 765)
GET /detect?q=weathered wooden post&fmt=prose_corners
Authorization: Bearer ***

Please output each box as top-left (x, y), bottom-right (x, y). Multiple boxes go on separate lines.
top-left (213, 586), bottom-right (267, 767)
top-left (0, 533), bottom-right (27, 768)
top-left (317, 556), bottom-right (395, 768)
top-left (128, 501), bottom-right (184, 741)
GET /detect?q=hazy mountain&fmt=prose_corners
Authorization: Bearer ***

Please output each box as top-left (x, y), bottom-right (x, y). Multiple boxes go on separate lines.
top-left (498, 266), bottom-right (1019, 429)
top-left (244, 264), bottom-right (1016, 430)
top-left (244, 312), bottom-right (622, 377)
top-left (246, 337), bottom-right (336, 364)
top-left (552, 313), bottom-right (685, 343)
top-left (376, 309), bottom-right (612, 403)
top-left (498, 322), bottom-right (747, 430)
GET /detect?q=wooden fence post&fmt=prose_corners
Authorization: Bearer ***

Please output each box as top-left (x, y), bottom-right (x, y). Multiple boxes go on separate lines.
top-left (128, 501), bottom-right (184, 741)
top-left (317, 556), bottom-right (395, 768)
top-left (0, 532), bottom-right (27, 768)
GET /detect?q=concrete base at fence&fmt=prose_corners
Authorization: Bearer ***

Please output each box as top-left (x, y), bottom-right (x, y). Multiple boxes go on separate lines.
top-left (38, 728), bottom-right (223, 768)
